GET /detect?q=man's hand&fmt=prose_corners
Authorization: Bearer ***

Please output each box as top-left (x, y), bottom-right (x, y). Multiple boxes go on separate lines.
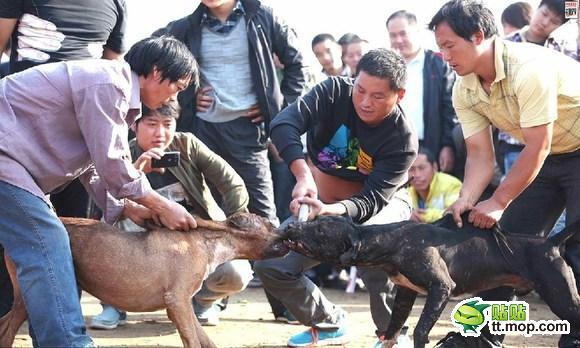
top-left (16, 14), bottom-right (65, 63)
top-left (468, 198), bottom-right (505, 229)
top-left (196, 86), bottom-right (213, 113)
top-left (410, 208), bottom-right (426, 222)
top-left (122, 199), bottom-right (160, 227)
top-left (290, 173), bottom-right (318, 216)
top-left (133, 148), bottom-right (166, 174)
top-left (445, 197), bottom-right (474, 228)
top-left (438, 146), bottom-right (455, 173)
top-left (158, 201), bottom-right (197, 231)
top-left (293, 196), bottom-right (347, 221)
top-left (243, 104), bottom-right (264, 123)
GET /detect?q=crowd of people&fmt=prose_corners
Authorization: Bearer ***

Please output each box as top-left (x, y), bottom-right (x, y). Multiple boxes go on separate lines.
top-left (0, 0), bottom-right (579, 347)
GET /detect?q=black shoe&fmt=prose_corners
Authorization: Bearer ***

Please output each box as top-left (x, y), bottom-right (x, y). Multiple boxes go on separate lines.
top-left (434, 332), bottom-right (501, 348)
top-left (559, 334), bottom-right (580, 348)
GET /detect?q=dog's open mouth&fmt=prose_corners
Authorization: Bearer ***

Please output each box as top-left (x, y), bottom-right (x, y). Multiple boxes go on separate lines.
top-left (283, 239), bottom-right (311, 255)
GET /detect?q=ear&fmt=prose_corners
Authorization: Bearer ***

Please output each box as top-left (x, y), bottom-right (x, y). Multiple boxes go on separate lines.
top-left (227, 213), bottom-right (260, 231)
top-left (396, 88), bottom-right (406, 103)
top-left (471, 29), bottom-right (485, 45)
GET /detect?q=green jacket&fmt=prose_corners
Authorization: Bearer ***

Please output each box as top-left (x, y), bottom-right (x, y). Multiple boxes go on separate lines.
top-left (130, 132), bottom-right (249, 220)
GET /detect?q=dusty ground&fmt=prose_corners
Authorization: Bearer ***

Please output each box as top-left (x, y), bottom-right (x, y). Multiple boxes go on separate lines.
top-left (13, 288), bottom-right (560, 347)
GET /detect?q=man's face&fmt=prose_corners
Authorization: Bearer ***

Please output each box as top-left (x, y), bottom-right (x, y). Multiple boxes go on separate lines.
top-left (409, 154), bottom-right (436, 192)
top-left (312, 39), bottom-right (343, 75)
top-left (434, 21), bottom-right (479, 76)
top-left (529, 5), bottom-right (563, 40)
top-left (201, 0), bottom-right (233, 9)
top-left (352, 71), bottom-right (404, 126)
top-left (140, 68), bottom-right (190, 109)
top-left (343, 41), bottom-right (368, 75)
top-left (135, 115), bottom-right (176, 152)
top-left (387, 17), bottom-right (421, 60)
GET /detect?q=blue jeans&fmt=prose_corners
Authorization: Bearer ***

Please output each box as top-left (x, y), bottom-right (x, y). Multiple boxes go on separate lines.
top-left (0, 181), bottom-right (93, 347)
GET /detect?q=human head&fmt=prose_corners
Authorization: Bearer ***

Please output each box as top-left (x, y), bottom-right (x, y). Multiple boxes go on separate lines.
top-left (201, 0), bottom-right (235, 10)
top-left (386, 10), bottom-right (422, 61)
top-left (501, 2), bottom-right (533, 35)
top-left (125, 36), bottom-right (199, 109)
top-left (528, 0), bottom-right (567, 40)
top-left (135, 100), bottom-right (180, 152)
top-left (409, 147), bottom-right (438, 193)
top-left (311, 33), bottom-right (344, 76)
top-left (428, 0), bottom-right (498, 76)
top-left (339, 34), bottom-right (369, 75)
top-left (352, 49), bottom-right (406, 126)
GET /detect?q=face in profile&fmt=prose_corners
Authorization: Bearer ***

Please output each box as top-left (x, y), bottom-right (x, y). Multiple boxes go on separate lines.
top-left (434, 21), bottom-right (479, 76)
top-left (140, 69), bottom-right (190, 109)
top-left (352, 71), bottom-right (404, 126)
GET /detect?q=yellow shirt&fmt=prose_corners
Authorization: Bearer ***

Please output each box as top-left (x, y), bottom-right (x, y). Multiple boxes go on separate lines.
top-left (453, 38), bottom-right (580, 154)
top-left (409, 172), bottom-right (462, 223)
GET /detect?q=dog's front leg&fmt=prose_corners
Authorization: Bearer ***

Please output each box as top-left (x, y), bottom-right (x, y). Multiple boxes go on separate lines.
top-left (413, 280), bottom-right (454, 348)
top-left (384, 286), bottom-right (417, 342)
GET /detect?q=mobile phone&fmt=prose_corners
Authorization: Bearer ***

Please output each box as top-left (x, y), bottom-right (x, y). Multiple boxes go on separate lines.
top-left (151, 151), bottom-right (180, 168)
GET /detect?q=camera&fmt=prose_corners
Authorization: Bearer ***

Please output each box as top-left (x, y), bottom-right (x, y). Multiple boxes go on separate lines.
top-left (151, 151), bottom-right (180, 168)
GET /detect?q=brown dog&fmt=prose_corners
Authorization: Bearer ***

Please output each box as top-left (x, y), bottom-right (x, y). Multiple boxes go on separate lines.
top-left (0, 212), bottom-right (288, 348)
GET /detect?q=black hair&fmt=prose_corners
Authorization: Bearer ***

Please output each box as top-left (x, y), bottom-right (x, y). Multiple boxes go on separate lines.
top-left (138, 99), bottom-right (181, 123)
top-left (356, 48), bottom-right (406, 91)
top-left (386, 10), bottom-right (418, 28)
top-left (418, 146), bottom-right (437, 165)
top-left (501, 2), bottom-right (533, 29)
top-left (311, 33), bottom-right (336, 49)
top-left (338, 33), bottom-right (366, 46)
top-left (124, 36), bottom-right (199, 91)
top-left (539, 0), bottom-right (568, 24)
top-left (428, 0), bottom-right (498, 41)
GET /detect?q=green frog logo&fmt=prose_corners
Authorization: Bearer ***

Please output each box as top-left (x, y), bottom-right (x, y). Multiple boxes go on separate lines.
top-left (452, 297), bottom-right (490, 336)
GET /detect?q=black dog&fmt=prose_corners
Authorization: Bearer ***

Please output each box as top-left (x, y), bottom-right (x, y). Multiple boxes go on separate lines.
top-left (281, 214), bottom-right (580, 348)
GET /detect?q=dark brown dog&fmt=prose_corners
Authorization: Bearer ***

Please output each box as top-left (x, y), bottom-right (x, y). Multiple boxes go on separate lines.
top-left (282, 214), bottom-right (580, 348)
top-left (0, 212), bottom-right (288, 348)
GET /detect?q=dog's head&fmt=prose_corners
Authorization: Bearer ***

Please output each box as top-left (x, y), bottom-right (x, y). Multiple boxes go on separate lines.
top-left (281, 215), bottom-right (361, 266)
top-left (225, 212), bottom-right (289, 259)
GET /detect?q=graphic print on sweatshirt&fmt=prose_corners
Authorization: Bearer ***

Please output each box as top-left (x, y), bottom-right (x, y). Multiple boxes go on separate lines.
top-left (317, 125), bottom-right (360, 170)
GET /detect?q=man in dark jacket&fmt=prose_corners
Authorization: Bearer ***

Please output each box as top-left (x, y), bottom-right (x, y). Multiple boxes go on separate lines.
top-left (386, 10), bottom-right (457, 173)
top-left (154, 0), bottom-right (305, 226)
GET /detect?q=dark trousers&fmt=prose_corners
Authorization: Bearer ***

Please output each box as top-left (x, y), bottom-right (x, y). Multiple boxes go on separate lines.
top-left (481, 148), bottom-right (580, 343)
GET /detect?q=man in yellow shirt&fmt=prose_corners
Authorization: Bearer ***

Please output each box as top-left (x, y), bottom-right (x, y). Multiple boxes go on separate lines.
top-left (429, 1), bottom-right (580, 347)
top-left (409, 147), bottom-right (461, 223)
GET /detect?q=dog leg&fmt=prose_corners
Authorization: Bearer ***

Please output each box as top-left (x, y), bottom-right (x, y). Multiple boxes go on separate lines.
top-left (0, 255), bottom-right (28, 347)
top-left (384, 286), bottom-right (417, 341)
top-left (164, 291), bottom-right (203, 348)
top-left (529, 251), bottom-right (580, 328)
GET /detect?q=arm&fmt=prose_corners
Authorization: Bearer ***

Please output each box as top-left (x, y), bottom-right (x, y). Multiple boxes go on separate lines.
top-left (0, 18), bottom-right (17, 53)
top-left (188, 135), bottom-right (249, 216)
top-left (102, 0), bottom-right (127, 59)
top-left (270, 9), bottom-right (305, 104)
top-left (438, 58), bottom-right (458, 172)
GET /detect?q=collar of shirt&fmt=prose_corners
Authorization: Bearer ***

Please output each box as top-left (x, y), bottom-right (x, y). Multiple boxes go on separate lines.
top-left (461, 37), bottom-right (505, 92)
top-left (201, 0), bottom-right (245, 34)
top-left (406, 48), bottom-right (425, 68)
top-left (127, 71), bottom-right (142, 126)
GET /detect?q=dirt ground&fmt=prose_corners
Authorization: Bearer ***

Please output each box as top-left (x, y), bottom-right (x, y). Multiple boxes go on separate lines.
top-left (13, 288), bottom-right (561, 348)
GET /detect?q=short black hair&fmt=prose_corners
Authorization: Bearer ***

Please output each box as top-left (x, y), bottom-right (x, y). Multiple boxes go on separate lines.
top-left (418, 146), bottom-right (437, 165)
top-left (124, 36), bottom-right (199, 91)
top-left (338, 33), bottom-right (364, 46)
top-left (428, 0), bottom-right (498, 41)
top-left (539, 0), bottom-right (568, 24)
top-left (356, 48), bottom-right (406, 91)
top-left (501, 2), bottom-right (533, 29)
top-left (386, 10), bottom-right (418, 28)
top-left (311, 33), bottom-right (336, 49)
top-left (138, 99), bottom-right (181, 123)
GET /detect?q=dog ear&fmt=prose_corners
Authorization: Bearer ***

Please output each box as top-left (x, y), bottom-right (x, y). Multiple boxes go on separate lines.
top-left (227, 213), bottom-right (261, 231)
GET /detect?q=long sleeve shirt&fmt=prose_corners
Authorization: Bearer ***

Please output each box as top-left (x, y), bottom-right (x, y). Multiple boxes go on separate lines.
top-left (0, 59), bottom-right (151, 222)
top-left (271, 76), bottom-right (417, 223)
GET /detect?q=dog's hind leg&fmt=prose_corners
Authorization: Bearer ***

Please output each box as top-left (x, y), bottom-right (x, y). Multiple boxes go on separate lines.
top-left (383, 286), bottom-right (417, 343)
top-left (0, 255), bottom-right (28, 347)
top-left (529, 251), bottom-right (580, 328)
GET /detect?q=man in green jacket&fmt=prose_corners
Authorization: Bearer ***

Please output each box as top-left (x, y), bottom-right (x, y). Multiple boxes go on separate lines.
top-left (91, 100), bottom-right (253, 329)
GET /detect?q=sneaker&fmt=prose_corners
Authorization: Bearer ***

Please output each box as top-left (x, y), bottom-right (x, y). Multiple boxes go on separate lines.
top-left (434, 331), bottom-right (501, 348)
top-left (287, 326), bottom-right (348, 347)
top-left (275, 310), bottom-right (299, 325)
top-left (90, 305), bottom-right (127, 330)
top-left (373, 326), bottom-right (412, 348)
top-left (194, 303), bottom-right (220, 326)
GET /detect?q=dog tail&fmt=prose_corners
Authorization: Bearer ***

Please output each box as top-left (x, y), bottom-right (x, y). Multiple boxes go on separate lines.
top-left (548, 218), bottom-right (580, 247)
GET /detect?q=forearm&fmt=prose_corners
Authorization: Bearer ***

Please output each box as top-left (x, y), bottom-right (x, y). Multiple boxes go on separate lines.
top-left (491, 143), bottom-right (549, 207)
top-left (459, 153), bottom-right (495, 205)
top-left (290, 158), bottom-right (313, 183)
top-left (133, 190), bottom-right (170, 214)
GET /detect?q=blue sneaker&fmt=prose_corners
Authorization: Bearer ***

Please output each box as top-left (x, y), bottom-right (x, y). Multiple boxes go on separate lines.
top-left (90, 305), bottom-right (127, 330)
top-left (287, 326), bottom-right (348, 347)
